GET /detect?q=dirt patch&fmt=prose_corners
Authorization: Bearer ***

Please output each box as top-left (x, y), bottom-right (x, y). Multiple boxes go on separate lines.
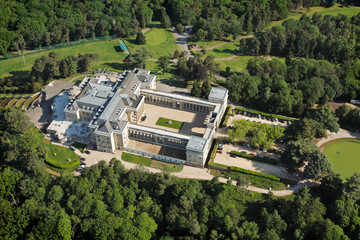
top-left (44, 167), bottom-right (61, 176)
top-left (127, 140), bottom-right (162, 154)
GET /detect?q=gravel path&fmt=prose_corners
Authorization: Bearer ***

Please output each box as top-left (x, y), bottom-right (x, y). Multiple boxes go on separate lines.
top-left (317, 128), bottom-right (360, 147)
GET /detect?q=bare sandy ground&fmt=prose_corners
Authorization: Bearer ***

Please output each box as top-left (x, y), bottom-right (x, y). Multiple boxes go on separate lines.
top-left (213, 144), bottom-right (298, 180)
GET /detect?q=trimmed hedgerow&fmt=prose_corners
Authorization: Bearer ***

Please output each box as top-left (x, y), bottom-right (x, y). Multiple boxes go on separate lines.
top-left (230, 151), bottom-right (278, 165)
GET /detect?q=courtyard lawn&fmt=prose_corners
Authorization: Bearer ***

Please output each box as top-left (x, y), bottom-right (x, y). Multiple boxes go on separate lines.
top-left (124, 22), bottom-right (180, 59)
top-left (121, 152), bottom-right (152, 166)
top-left (43, 139), bottom-right (80, 175)
top-left (323, 138), bottom-right (360, 180)
top-left (0, 39), bottom-right (125, 79)
top-left (156, 117), bottom-right (184, 130)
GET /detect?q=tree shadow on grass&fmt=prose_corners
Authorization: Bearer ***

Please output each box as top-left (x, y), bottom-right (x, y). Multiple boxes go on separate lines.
top-left (101, 62), bottom-right (129, 71)
top-left (213, 48), bottom-right (238, 56)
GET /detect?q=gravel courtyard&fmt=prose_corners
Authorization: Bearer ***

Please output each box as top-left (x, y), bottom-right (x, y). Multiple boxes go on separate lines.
top-left (140, 103), bottom-right (208, 136)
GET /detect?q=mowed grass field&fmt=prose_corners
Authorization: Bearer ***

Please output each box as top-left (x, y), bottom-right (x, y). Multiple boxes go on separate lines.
top-left (215, 56), bottom-right (285, 75)
top-left (124, 22), bottom-right (180, 59)
top-left (0, 40), bottom-right (125, 78)
top-left (323, 138), bottom-right (360, 180)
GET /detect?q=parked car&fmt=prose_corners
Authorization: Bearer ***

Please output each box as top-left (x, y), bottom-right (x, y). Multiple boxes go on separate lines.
top-left (230, 154), bottom-right (236, 158)
top-left (241, 151), bottom-right (247, 154)
top-left (69, 146), bottom-right (76, 151)
top-left (249, 153), bottom-right (255, 156)
top-left (84, 150), bottom-right (90, 154)
top-left (217, 150), bottom-right (223, 154)
top-left (80, 157), bottom-right (86, 161)
top-left (219, 144), bottom-right (224, 148)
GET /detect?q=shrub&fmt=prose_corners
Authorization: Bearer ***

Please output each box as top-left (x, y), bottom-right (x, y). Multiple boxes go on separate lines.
top-left (221, 105), bottom-right (233, 127)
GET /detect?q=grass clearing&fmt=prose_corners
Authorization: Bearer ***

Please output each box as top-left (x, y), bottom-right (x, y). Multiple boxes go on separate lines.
top-left (156, 117), bottom-right (184, 130)
top-left (323, 138), bottom-right (360, 180)
top-left (150, 160), bottom-right (184, 173)
top-left (124, 22), bottom-right (180, 59)
top-left (43, 139), bottom-right (80, 174)
top-left (0, 39), bottom-right (125, 79)
top-left (216, 56), bottom-right (255, 75)
top-left (205, 41), bottom-right (239, 59)
top-left (122, 152), bottom-right (152, 166)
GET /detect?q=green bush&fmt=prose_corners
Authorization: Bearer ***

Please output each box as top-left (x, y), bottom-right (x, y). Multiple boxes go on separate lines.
top-left (235, 107), bottom-right (295, 122)
top-left (230, 151), bottom-right (278, 165)
top-left (221, 105), bottom-right (233, 127)
top-left (208, 139), bottom-right (220, 165)
top-left (229, 166), bottom-right (280, 181)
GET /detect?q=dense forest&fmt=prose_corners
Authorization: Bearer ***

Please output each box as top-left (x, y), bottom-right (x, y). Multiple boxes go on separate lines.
top-left (1, 107), bottom-right (360, 240)
top-left (1, 0), bottom-right (359, 55)
top-left (254, 13), bottom-right (360, 63)
top-left (226, 57), bottom-right (360, 116)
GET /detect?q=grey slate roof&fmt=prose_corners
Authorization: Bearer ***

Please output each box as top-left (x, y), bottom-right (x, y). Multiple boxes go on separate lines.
top-left (186, 136), bottom-right (207, 152)
top-left (208, 87), bottom-right (228, 100)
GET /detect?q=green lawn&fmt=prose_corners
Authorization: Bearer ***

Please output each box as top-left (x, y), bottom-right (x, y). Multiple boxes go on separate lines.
top-left (150, 160), bottom-right (184, 173)
top-left (43, 139), bottom-right (80, 174)
top-left (156, 117), bottom-right (184, 130)
top-left (205, 41), bottom-right (239, 59)
top-left (216, 56), bottom-right (254, 73)
top-left (122, 152), bottom-right (184, 172)
top-left (0, 39), bottom-right (125, 79)
top-left (124, 22), bottom-right (180, 59)
top-left (323, 138), bottom-right (360, 180)
top-left (145, 61), bottom-right (181, 79)
top-left (216, 56), bottom-right (285, 76)
top-left (121, 152), bottom-right (152, 166)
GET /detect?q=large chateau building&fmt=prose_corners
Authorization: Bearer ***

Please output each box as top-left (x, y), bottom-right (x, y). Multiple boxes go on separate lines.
top-left (56, 69), bottom-right (227, 167)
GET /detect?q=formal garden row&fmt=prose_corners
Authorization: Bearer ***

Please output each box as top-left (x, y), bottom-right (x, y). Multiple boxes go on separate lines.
top-left (0, 93), bottom-right (40, 110)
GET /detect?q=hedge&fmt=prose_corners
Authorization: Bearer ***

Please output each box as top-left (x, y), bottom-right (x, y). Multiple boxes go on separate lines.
top-left (208, 139), bottom-right (220, 165)
top-left (230, 151), bottom-right (278, 165)
top-left (23, 93), bottom-right (40, 110)
top-left (235, 107), bottom-right (295, 122)
top-left (229, 166), bottom-right (281, 181)
top-left (45, 158), bottom-right (80, 170)
top-left (221, 105), bottom-right (233, 127)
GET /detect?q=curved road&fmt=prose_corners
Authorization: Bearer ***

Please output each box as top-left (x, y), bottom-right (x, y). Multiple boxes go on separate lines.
top-left (48, 142), bottom-right (317, 196)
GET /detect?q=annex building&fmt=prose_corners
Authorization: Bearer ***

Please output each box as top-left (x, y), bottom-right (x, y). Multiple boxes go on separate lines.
top-left (54, 69), bottom-right (227, 167)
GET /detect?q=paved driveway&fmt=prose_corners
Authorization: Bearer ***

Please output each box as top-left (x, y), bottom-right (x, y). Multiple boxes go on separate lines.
top-left (27, 80), bottom-right (74, 128)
